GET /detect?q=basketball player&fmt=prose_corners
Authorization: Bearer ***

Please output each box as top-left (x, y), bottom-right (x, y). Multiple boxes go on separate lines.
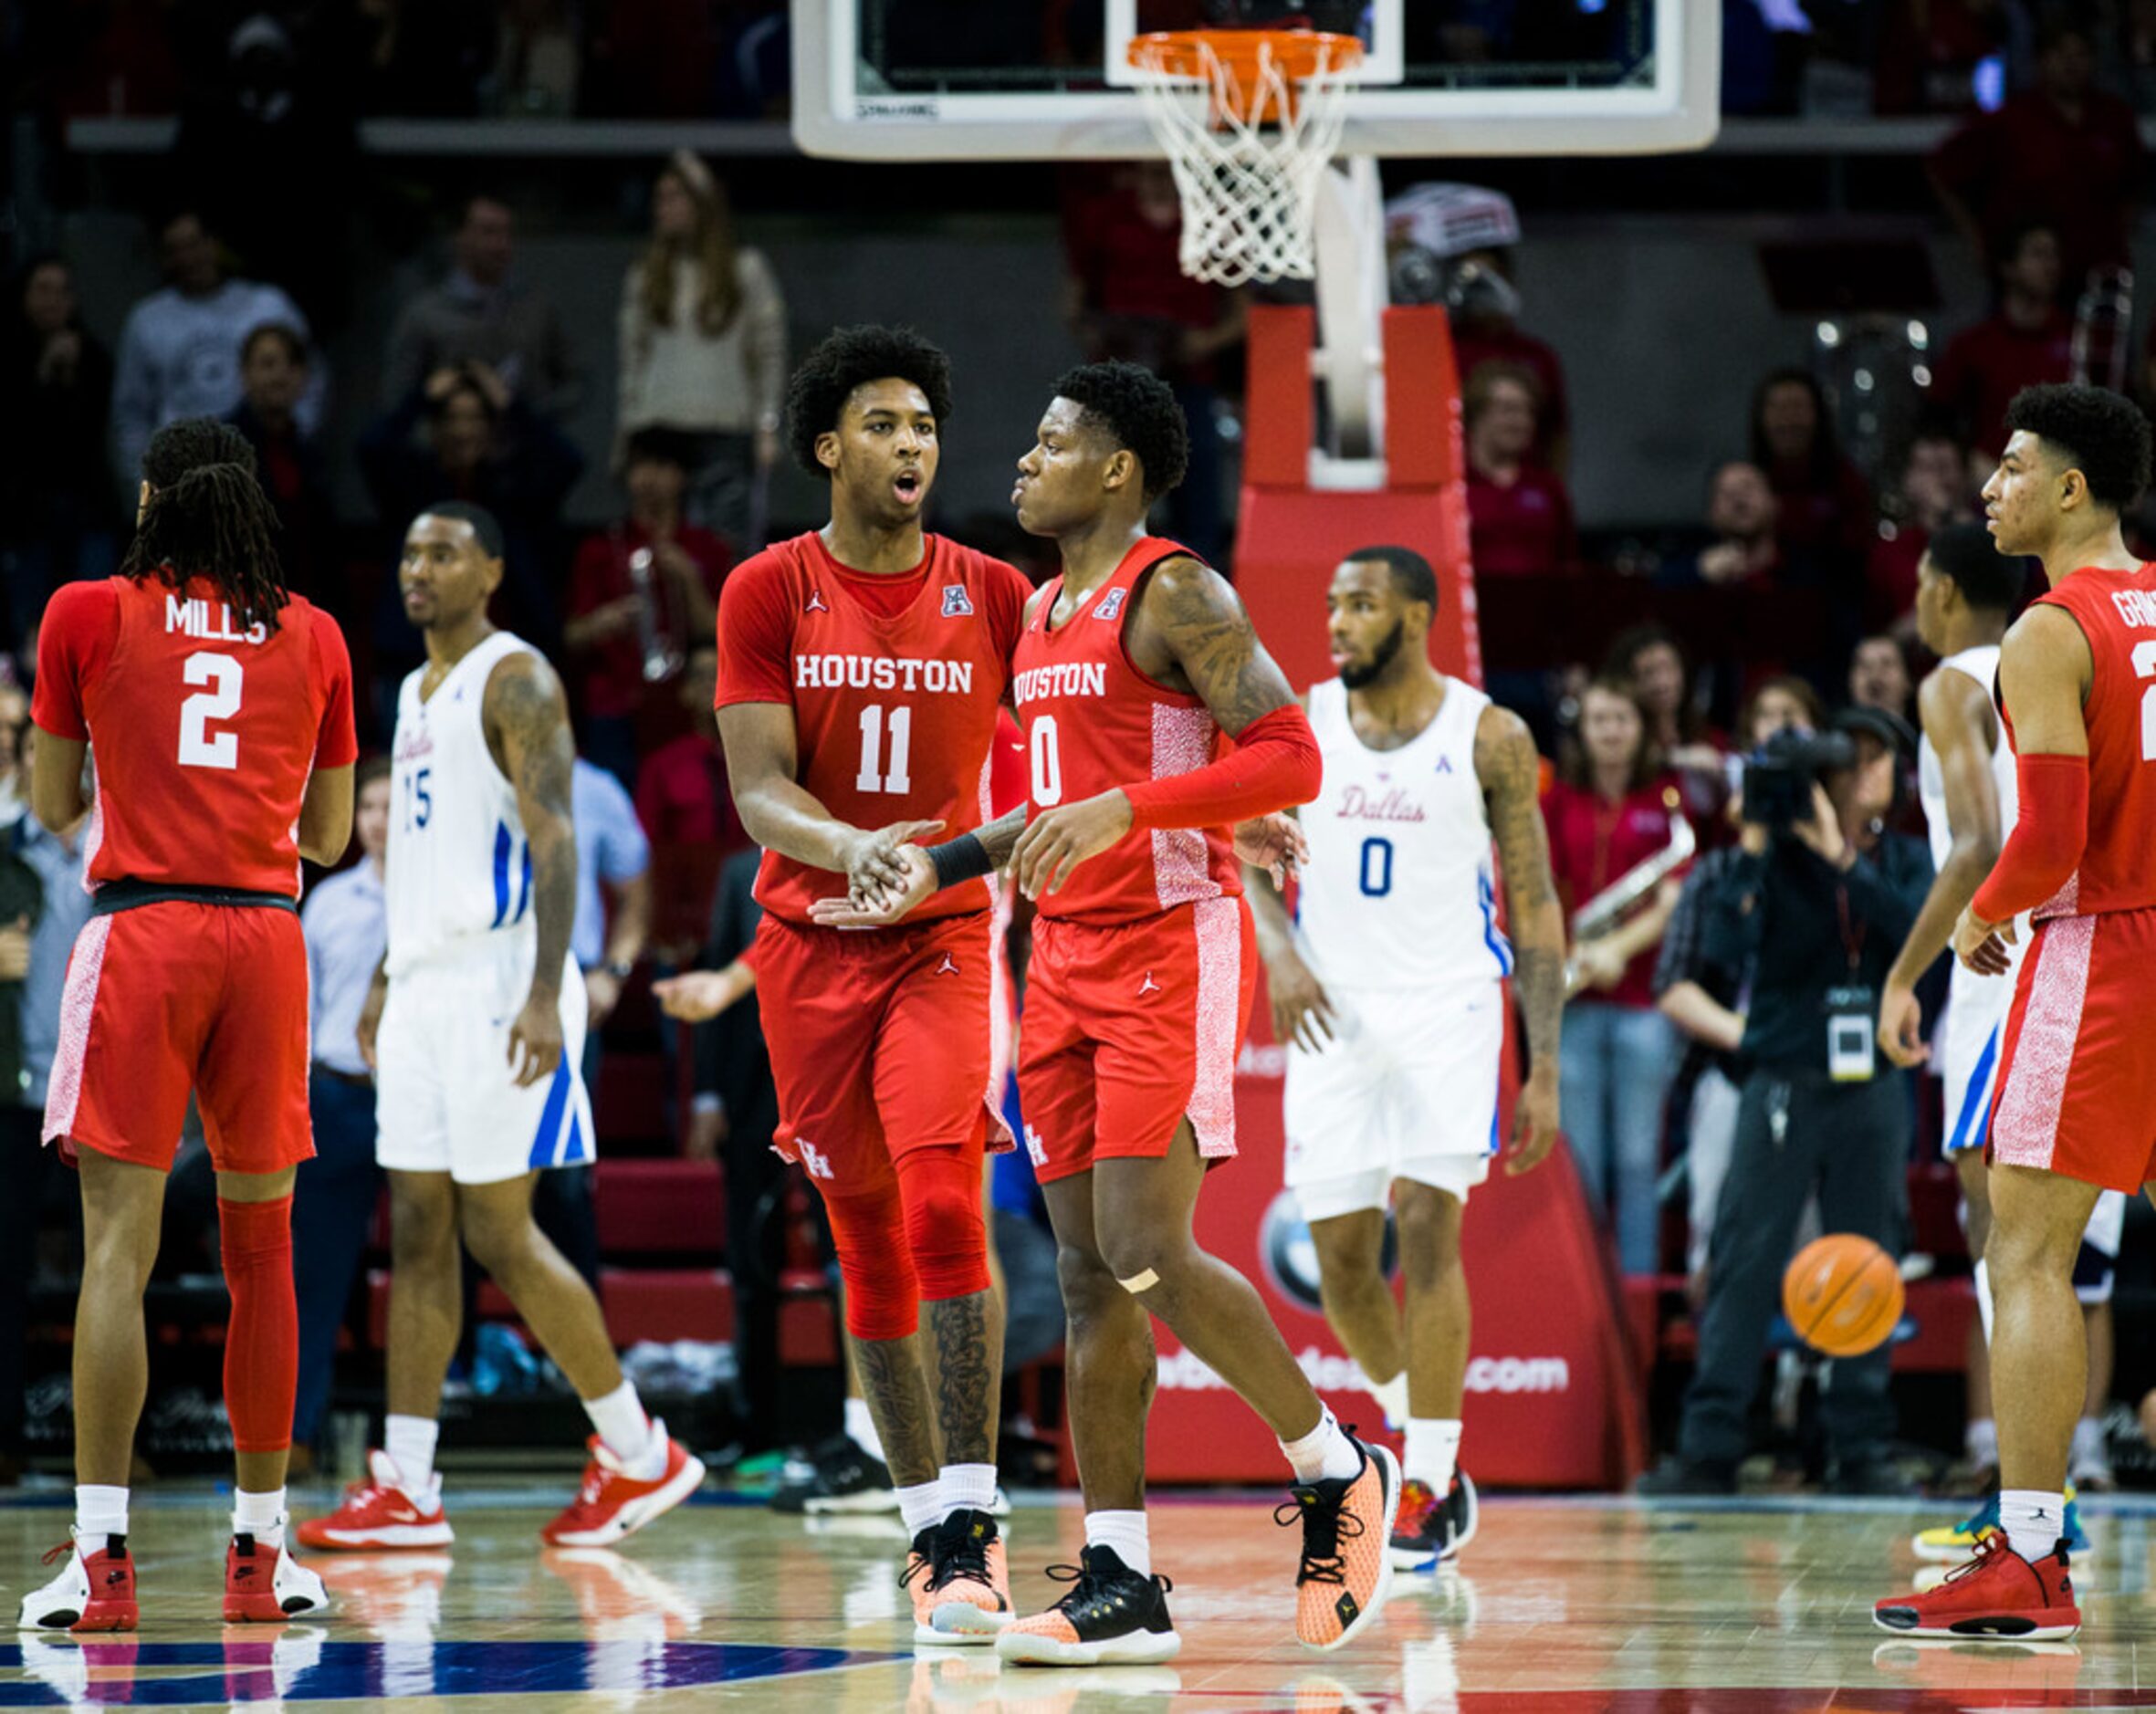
top-left (19, 420), bottom-right (351, 1630)
top-left (1879, 521), bottom-right (2115, 1563)
top-left (711, 326), bottom-right (1031, 1644)
top-left (819, 361), bottom-right (1393, 1666)
top-left (1248, 547), bottom-right (1564, 1571)
top-left (1877, 383), bottom-right (2156, 1640)
top-left (301, 502), bottom-right (702, 1555)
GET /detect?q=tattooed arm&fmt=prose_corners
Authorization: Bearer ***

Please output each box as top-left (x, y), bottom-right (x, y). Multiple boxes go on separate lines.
top-left (1475, 703), bottom-right (1565, 1175)
top-left (484, 652), bottom-right (579, 1087)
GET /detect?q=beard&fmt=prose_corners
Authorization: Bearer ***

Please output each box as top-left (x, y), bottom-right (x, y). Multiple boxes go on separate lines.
top-left (1338, 619), bottom-right (1406, 690)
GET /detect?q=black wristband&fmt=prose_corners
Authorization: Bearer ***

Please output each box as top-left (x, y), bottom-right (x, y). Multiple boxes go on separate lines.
top-left (926, 832), bottom-right (994, 890)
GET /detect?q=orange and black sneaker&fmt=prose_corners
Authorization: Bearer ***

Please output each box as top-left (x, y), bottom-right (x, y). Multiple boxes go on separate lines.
top-left (1282, 1433), bottom-right (1400, 1651)
top-left (924, 1509), bottom-right (1011, 1642)
top-left (901, 1527), bottom-right (940, 1644)
top-left (1875, 1533), bottom-right (2081, 1641)
top-left (996, 1545), bottom-right (1181, 1667)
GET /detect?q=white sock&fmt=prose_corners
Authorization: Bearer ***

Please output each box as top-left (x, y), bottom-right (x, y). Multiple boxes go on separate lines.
top-left (1405, 1418), bottom-right (1463, 1492)
top-left (234, 1487), bottom-right (287, 1550)
top-left (583, 1380), bottom-right (666, 1480)
top-left (2000, 1489), bottom-right (2067, 1562)
top-left (1368, 1370), bottom-right (1409, 1431)
top-left (384, 1415), bottom-right (440, 1495)
top-left (940, 1462), bottom-right (997, 1520)
top-left (1085, 1509), bottom-right (1151, 1577)
top-left (74, 1484), bottom-right (129, 1557)
top-left (1965, 1416), bottom-right (1999, 1469)
top-left (897, 1480), bottom-right (943, 1538)
top-left (2072, 1416), bottom-right (2106, 1463)
top-left (1973, 1258), bottom-right (1994, 1345)
top-left (1280, 1407), bottom-right (1363, 1485)
top-left (844, 1396), bottom-right (885, 1463)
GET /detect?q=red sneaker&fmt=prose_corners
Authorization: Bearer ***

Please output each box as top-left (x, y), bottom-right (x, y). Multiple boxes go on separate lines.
top-left (17, 1534), bottom-right (136, 1634)
top-left (296, 1450), bottom-right (453, 1552)
top-left (224, 1533), bottom-right (331, 1624)
top-left (1875, 1534), bottom-right (2081, 1641)
top-left (540, 1426), bottom-right (706, 1548)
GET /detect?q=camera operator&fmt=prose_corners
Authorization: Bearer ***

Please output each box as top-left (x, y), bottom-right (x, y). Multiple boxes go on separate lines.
top-left (1639, 706), bottom-right (1933, 1495)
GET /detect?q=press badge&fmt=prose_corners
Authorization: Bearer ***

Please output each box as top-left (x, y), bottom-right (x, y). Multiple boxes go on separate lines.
top-left (1826, 986), bottom-right (1876, 1082)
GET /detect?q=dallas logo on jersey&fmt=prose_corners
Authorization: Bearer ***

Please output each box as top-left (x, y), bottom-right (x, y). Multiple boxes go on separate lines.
top-left (941, 585), bottom-right (974, 618)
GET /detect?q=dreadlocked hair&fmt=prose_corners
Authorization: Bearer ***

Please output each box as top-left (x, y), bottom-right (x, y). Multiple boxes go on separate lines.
top-left (122, 417), bottom-right (290, 633)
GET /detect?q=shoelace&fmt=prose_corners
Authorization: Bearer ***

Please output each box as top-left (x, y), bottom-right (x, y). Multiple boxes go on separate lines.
top-left (1941, 1534), bottom-right (2009, 1584)
top-left (1041, 1560), bottom-right (1109, 1616)
top-left (898, 1542), bottom-right (937, 1594)
top-left (39, 1542), bottom-right (73, 1568)
top-left (930, 1531), bottom-right (994, 1592)
top-left (1278, 1487), bottom-right (1366, 1587)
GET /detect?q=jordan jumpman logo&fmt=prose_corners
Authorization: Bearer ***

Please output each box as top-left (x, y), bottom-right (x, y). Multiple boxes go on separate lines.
top-left (1137, 971), bottom-right (1161, 996)
top-left (936, 953), bottom-right (960, 977)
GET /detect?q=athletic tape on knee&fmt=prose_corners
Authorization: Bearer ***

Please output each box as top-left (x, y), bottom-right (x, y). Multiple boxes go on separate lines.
top-left (218, 1196), bottom-right (298, 1455)
top-left (895, 1145), bottom-right (992, 1302)
top-left (1117, 1269), bottom-right (1160, 1293)
top-left (822, 1187), bottom-right (920, 1341)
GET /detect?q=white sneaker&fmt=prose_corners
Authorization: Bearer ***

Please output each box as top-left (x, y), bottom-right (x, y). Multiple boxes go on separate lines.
top-left (19, 1529), bottom-right (135, 1632)
top-left (226, 1529), bottom-right (332, 1623)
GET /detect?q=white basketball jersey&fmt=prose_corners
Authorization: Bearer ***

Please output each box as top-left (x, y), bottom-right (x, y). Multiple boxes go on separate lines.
top-left (1918, 645), bottom-right (2016, 877)
top-left (387, 631), bottom-right (541, 977)
top-left (1295, 674), bottom-right (1513, 991)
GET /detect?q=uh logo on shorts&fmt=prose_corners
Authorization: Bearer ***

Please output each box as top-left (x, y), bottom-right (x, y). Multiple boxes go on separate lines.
top-left (797, 1139), bottom-right (833, 1180)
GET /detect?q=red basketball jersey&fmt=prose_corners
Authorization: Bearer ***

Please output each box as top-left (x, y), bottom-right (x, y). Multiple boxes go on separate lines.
top-left (31, 576), bottom-right (357, 897)
top-left (1010, 536), bottom-right (1242, 925)
top-left (2004, 561), bottom-right (2156, 918)
top-left (714, 530), bottom-right (1031, 925)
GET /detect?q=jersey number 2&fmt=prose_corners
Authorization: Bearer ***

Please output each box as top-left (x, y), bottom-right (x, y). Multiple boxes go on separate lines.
top-left (178, 652), bottom-right (242, 771)
top-left (2135, 641), bottom-right (2156, 762)
top-left (855, 704), bottom-right (913, 794)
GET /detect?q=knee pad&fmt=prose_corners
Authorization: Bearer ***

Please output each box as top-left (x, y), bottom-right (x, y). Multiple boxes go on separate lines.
top-left (822, 1186), bottom-right (920, 1341)
top-left (895, 1146), bottom-right (992, 1304)
top-left (218, 1196), bottom-right (298, 1455)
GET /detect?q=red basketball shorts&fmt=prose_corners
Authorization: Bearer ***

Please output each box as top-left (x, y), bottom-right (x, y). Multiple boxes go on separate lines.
top-left (1990, 905), bottom-right (2156, 1192)
top-left (1018, 894), bottom-right (1257, 1185)
top-left (752, 910), bottom-right (1008, 1193)
top-left (44, 902), bottom-right (313, 1175)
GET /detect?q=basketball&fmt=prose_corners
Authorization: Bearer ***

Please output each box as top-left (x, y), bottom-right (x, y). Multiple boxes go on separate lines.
top-left (1782, 1235), bottom-right (1906, 1359)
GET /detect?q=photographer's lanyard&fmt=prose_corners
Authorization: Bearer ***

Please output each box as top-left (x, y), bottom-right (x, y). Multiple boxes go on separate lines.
top-left (1827, 882), bottom-right (1876, 1082)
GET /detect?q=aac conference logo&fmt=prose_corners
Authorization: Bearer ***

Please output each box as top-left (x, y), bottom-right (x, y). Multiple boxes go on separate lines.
top-left (1258, 1189), bottom-right (1394, 1312)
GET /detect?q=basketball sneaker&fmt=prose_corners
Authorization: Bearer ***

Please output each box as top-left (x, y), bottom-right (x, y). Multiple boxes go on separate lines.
top-left (18, 1532), bottom-right (136, 1633)
top-left (786, 1434), bottom-right (899, 1516)
top-left (1912, 1487), bottom-right (2088, 1562)
top-left (1390, 1471), bottom-right (1478, 1569)
top-left (901, 1527), bottom-right (938, 1641)
top-left (995, 1544), bottom-right (1181, 1666)
top-left (1875, 1533), bottom-right (2080, 1640)
top-left (297, 1450), bottom-right (454, 1552)
top-left (223, 1532), bottom-right (331, 1624)
top-left (540, 1425), bottom-right (706, 1548)
top-left (925, 1508), bottom-right (1012, 1640)
top-left (1282, 1433), bottom-right (1400, 1650)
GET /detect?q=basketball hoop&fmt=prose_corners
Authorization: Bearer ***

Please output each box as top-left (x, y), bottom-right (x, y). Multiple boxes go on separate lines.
top-left (1126, 29), bottom-right (1365, 287)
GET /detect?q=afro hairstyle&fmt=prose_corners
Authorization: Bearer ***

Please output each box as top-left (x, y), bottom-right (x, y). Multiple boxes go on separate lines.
top-left (785, 324), bottom-right (954, 477)
top-left (2003, 383), bottom-right (2153, 512)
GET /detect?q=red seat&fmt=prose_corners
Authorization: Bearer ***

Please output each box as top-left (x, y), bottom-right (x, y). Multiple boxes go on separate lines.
top-left (593, 1157), bottom-right (725, 1255)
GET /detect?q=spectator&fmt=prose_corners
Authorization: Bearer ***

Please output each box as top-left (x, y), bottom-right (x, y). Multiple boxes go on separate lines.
top-left (1661, 461), bottom-right (1786, 590)
top-left (1868, 428), bottom-right (1982, 631)
top-left (1749, 367), bottom-right (1874, 569)
top-left (1849, 633), bottom-right (1916, 721)
top-left (291, 758), bottom-right (391, 1468)
top-left (1655, 674), bottom-right (1825, 1303)
top-left (110, 209), bottom-right (324, 493)
top-left (1929, 222), bottom-right (2074, 460)
top-left (1, 256), bottom-right (116, 662)
top-left (1464, 361), bottom-right (1575, 580)
top-left (1544, 675), bottom-right (1687, 1273)
top-left (615, 152), bottom-right (787, 548)
top-left (382, 193), bottom-right (581, 423)
top-left (564, 429), bottom-right (730, 782)
top-left (1603, 624), bottom-right (1728, 827)
top-left (1929, 16), bottom-right (2142, 287)
top-left (635, 646), bottom-right (738, 849)
top-left (1450, 248), bottom-right (1569, 472)
top-left (490, 0), bottom-right (581, 115)
top-left (359, 362), bottom-right (584, 681)
top-left (1063, 161), bottom-right (1247, 563)
top-left (226, 324), bottom-right (337, 617)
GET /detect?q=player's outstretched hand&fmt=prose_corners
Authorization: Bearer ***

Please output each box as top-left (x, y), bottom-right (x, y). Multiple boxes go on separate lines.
top-left (810, 843), bottom-right (937, 929)
top-left (1504, 1064), bottom-right (1560, 1176)
top-left (1012, 789), bottom-right (1134, 900)
top-left (507, 993), bottom-right (565, 1087)
top-left (1951, 903), bottom-right (2016, 977)
top-left (1267, 949), bottom-right (1338, 1054)
top-left (847, 819), bottom-right (944, 907)
top-left (1234, 812), bottom-right (1309, 891)
top-left (1877, 980), bottom-right (1929, 1069)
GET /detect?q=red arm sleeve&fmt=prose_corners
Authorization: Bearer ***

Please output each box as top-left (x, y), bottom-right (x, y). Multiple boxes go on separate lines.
top-left (1971, 752), bottom-right (2088, 923)
top-left (713, 558), bottom-right (797, 707)
top-left (309, 610), bottom-right (359, 769)
top-left (30, 580), bottom-right (120, 740)
top-left (1122, 703), bottom-right (1322, 831)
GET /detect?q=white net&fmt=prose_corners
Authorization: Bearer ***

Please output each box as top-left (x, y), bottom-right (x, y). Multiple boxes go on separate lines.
top-left (1128, 33), bottom-right (1362, 287)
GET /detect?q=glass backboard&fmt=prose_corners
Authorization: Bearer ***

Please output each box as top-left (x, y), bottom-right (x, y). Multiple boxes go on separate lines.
top-left (792, 0), bottom-right (1719, 161)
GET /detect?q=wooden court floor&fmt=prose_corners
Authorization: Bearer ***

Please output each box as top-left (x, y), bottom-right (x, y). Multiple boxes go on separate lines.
top-left (4, 1483), bottom-right (2156, 1709)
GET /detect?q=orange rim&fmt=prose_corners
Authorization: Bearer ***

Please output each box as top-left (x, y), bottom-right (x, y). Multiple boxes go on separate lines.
top-left (1127, 28), bottom-right (1364, 123)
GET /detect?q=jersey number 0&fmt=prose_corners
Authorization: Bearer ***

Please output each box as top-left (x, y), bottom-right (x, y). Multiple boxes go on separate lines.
top-left (178, 652), bottom-right (243, 771)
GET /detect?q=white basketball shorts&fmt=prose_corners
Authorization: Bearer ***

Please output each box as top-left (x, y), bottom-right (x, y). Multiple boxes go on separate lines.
top-left (1283, 982), bottom-right (1504, 1223)
top-left (375, 937), bottom-right (594, 1185)
top-left (1940, 965), bottom-right (2015, 1159)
